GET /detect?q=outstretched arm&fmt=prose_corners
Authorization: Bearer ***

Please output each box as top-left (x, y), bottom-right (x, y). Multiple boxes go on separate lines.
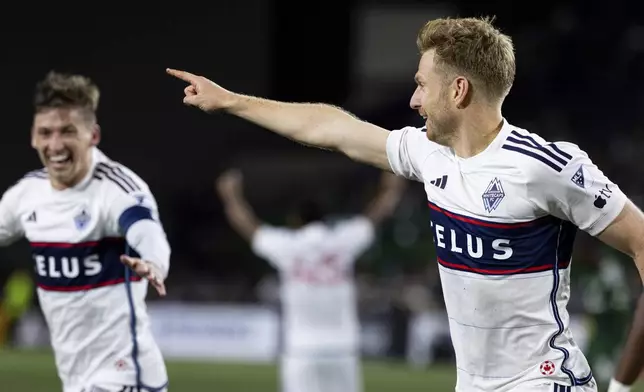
top-left (598, 201), bottom-right (644, 392)
top-left (363, 172), bottom-right (407, 225)
top-left (167, 69), bottom-right (391, 171)
top-left (216, 170), bottom-right (261, 242)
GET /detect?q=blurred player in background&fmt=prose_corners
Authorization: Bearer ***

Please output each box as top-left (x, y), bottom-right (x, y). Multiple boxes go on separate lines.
top-left (169, 15), bottom-right (644, 392)
top-left (0, 269), bottom-right (33, 347)
top-left (216, 169), bottom-right (406, 392)
top-left (0, 71), bottom-right (171, 392)
top-left (579, 246), bottom-right (633, 387)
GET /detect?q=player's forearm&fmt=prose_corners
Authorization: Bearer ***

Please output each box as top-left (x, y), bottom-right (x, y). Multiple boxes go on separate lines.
top-left (364, 189), bottom-right (402, 224)
top-left (227, 95), bottom-right (357, 150)
top-left (223, 197), bottom-right (260, 241)
top-left (613, 289), bottom-right (644, 388)
top-left (125, 220), bottom-right (171, 278)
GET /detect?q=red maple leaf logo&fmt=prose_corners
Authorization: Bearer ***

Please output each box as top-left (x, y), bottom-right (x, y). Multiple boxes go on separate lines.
top-left (540, 360), bottom-right (555, 376)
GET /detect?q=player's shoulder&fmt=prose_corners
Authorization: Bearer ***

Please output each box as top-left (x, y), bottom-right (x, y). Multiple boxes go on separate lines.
top-left (0, 168), bottom-right (48, 206)
top-left (499, 123), bottom-right (588, 177)
top-left (333, 215), bottom-right (372, 229)
top-left (254, 224), bottom-right (294, 245)
top-left (7, 168), bottom-right (48, 192)
top-left (325, 216), bottom-right (374, 239)
top-left (390, 124), bottom-right (448, 156)
top-left (392, 125), bottom-right (436, 144)
top-left (92, 150), bottom-right (151, 196)
top-left (20, 168), bottom-right (49, 181)
top-left (394, 124), bottom-right (427, 133)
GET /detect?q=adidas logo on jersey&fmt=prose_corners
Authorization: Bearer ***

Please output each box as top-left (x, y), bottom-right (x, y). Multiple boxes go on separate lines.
top-left (430, 175), bottom-right (448, 189)
top-left (26, 211), bottom-right (36, 223)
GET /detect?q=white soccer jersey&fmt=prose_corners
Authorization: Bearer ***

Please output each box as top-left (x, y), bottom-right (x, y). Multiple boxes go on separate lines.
top-left (0, 148), bottom-right (169, 392)
top-left (387, 119), bottom-right (624, 392)
top-left (251, 218), bottom-right (375, 356)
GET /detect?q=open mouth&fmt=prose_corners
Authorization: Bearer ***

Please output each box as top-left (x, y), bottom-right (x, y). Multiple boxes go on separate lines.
top-left (48, 152), bottom-right (72, 170)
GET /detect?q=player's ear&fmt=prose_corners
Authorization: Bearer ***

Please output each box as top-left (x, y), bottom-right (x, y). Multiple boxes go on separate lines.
top-left (453, 76), bottom-right (471, 109)
top-left (91, 124), bottom-right (101, 146)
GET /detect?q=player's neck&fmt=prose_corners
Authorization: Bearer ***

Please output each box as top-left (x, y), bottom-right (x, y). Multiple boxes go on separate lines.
top-left (450, 110), bottom-right (503, 159)
top-left (50, 166), bottom-right (90, 190)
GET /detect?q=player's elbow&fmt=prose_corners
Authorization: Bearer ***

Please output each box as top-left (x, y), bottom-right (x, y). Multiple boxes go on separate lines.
top-left (298, 124), bottom-right (342, 151)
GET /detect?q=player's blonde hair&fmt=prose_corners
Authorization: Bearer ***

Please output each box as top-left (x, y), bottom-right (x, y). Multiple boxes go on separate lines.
top-left (416, 16), bottom-right (515, 101)
top-left (34, 71), bottom-right (100, 119)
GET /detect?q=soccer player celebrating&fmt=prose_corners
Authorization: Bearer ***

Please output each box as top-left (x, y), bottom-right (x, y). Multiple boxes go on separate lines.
top-left (0, 71), bottom-right (171, 392)
top-left (168, 16), bottom-right (644, 392)
top-left (215, 169), bottom-right (405, 392)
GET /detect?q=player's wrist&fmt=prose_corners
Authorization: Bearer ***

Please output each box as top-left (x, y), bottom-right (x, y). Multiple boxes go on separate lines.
top-left (608, 378), bottom-right (632, 392)
top-left (223, 92), bottom-right (249, 114)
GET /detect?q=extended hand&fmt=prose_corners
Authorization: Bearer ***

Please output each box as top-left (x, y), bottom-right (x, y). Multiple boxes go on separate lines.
top-left (166, 68), bottom-right (238, 113)
top-left (120, 255), bottom-right (166, 297)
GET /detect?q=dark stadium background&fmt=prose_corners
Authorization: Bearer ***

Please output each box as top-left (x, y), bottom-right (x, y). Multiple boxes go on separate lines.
top-left (0, 1), bottom-right (642, 391)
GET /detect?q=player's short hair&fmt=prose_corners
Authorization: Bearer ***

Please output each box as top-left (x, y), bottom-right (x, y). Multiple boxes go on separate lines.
top-left (33, 71), bottom-right (100, 118)
top-left (416, 16), bottom-right (515, 101)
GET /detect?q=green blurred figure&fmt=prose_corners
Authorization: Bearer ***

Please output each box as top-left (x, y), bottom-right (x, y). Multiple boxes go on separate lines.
top-left (0, 269), bottom-right (34, 347)
top-left (579, 244), bottom-right (635, 391)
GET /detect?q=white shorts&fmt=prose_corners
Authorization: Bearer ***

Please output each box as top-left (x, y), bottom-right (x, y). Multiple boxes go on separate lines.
top-left (506, 379), bottom-right (598, 392)
top-left (81, 382), bottom-right (168, 392)
top-left (67, 355), bottom-right (168, 392)
top-left (281, 354), bottom-right (361, 392)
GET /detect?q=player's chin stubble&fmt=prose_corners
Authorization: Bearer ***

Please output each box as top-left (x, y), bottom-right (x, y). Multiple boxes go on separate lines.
top-left (426, 121), bottom-right (455, 147)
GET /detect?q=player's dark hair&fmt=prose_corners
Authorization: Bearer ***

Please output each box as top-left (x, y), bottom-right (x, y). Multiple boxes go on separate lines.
top-left (33, 71), bottom-right (100, 118)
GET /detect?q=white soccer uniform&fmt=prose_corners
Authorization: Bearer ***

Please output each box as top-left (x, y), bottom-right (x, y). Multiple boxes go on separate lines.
top-left (251, 218), bottom-right (375, 392)
top-left (0, 148), bottom-right (170, 392)
top-left (387, 119), bottom-right (624, 392)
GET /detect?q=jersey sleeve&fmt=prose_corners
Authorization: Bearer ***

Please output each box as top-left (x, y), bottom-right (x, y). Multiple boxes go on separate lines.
top-left (105, 186), bottom-right (159, 235)
top-left (386, 126), bottom-right (436, 182)
top-left (528, 142), bottom-right (627, 236)
top-left (0, 185), bottom-right (23, 246)
top-left (251, 225), bottom-right (294, 269)
top-left (334, 216), bottom-right (376, 258)
top-left (103, 174), bottom-right (171, 276)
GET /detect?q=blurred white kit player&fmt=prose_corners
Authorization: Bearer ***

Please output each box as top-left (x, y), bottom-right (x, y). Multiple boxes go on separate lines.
top-left (256, 216), bottom-right (371, 392)
top-left (216, 170), bottom-right (405, 392)
top-left (388, 121), bottom-right (624, 391)
top-left (0, 149), bottom-right (170, 392)
top-left (2, 71), bottom-right (171, 392)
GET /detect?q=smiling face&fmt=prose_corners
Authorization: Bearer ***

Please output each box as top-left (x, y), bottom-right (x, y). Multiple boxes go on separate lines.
top-left (411, 17), bottom-right (517, 145)
top-left (31, 107), bottom-right (100, 189)
top-left (31, 71), bottom-right (101, 189)
top-left (409, 50), bottom-right (462, 146)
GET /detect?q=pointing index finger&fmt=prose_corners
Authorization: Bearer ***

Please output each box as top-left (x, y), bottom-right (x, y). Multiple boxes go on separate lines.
top-left (166, 68), bottom-right (198, 83)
